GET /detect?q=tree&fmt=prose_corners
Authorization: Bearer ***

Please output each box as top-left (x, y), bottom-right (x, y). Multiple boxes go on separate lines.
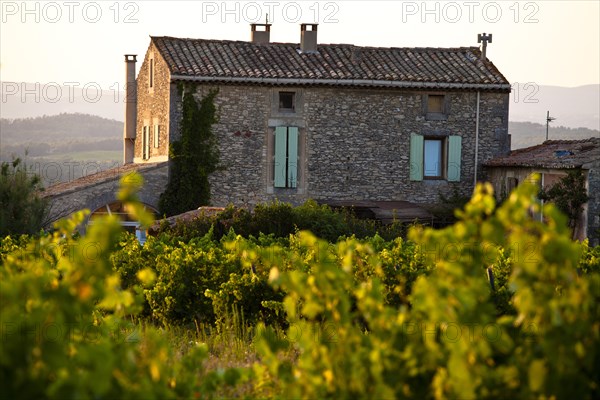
top-left (159, 87), bottom-right (220, 217)
top-left (539, 169), bottom-right (589, 233)
top-left (0, 158), bottom-right (49, 236)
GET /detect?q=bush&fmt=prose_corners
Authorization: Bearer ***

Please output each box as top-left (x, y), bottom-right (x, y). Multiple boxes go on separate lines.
top-left (0, 158), bottom-right (49, 236)
top-left (154, 199), bottom-right (409, 243)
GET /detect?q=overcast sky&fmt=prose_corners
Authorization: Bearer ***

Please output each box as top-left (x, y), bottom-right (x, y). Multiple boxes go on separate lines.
top-left (1, 0), bottom-right (599, 90)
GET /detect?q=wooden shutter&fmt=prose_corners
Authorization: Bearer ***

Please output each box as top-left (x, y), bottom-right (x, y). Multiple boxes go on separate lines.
top-left (153, 125), bottom-right (159, 148)
top-left (287, 127), bottom-right (298, 188)
top-left (410, 134), bottom-right (424, 181)
top-left (274, 127), bottom-right (287, 187)
top-left (447, 135), bottom-right (462, 182)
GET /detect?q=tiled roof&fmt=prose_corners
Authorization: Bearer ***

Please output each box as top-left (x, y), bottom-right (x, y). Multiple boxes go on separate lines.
top-left (148, 206), bottom-right (226, 234)
top-left (485, 138), bottom-right (600, 169)
top-left (41, 162), bottom-right (166, 198)
top-left (152, 36), bottom-right (510, 90)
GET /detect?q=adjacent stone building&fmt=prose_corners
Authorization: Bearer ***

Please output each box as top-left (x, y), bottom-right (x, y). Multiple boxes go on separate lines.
top-left (127, 24), bottom-right (511, 210)
top-left (485, 138), bottom-right (600, 245)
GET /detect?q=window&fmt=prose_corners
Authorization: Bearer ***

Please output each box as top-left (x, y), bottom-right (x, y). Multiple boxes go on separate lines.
top-left (274, 126), bottom-right (298, 188)
top-left (425, 94), bottom-right (448, 120)
top-left (278, 92), bottom-right (295, 112)
top-left (410, 134), bottom-right (462, 181)
top-left (427, 94), bottom-right (444, 113)
top-left (424, 139), bottom-right (443, 178)
top-left (142, 126), bottom-right (150, 160)
top-left (149, 58), bottom-right (154, 89)
top-left (153, 124), bottom-right (160, 148)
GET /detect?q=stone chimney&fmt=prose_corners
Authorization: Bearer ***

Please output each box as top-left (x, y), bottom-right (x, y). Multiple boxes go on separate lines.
top-left (251, 23), bottom-right (271, 44)
top-left (123, 54), bottom-right (137, 164)
top-left (300, 23), bottom-right (318, 53)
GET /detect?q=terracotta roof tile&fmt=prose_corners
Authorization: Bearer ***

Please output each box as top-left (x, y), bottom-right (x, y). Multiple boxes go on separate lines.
top-left (485, 138), bottom-right (600, 169)
top-left (41, 162), bottom-right (167, 198)
top-left (151, 37), bottom-right (510, 90)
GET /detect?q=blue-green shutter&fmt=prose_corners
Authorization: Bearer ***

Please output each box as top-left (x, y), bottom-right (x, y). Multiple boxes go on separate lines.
top-left (447, 135), bottom-right (462, 182)
top-left (287, 127), bottom-right (298, 188)
top-left (410, 134), bottom-right (424, 181)
top-left (274, 127), bottom-right (287, 187)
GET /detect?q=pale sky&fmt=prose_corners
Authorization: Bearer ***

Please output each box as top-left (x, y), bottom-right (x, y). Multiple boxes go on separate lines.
top-left (1, 0), bottom-right (599, 90)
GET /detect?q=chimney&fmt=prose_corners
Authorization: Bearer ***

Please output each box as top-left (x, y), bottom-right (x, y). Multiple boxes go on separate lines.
top-left (251, 23), bottom-right (271, 44)
top-left (300, 23), bottom-right (318, 53)
top-left (477, 33), bottom-right (492, 60)
top-left (123, 54), bottom-right (137, 164)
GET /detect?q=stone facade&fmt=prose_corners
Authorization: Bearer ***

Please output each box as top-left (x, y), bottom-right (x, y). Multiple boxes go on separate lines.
top-left (134, 42), bottom-right (172, 163)
top-left (161, 83), bottom-right (509, 207)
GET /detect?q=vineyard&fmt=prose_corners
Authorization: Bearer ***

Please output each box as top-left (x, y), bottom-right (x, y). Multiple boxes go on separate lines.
top-left (1, 174), bottom-right (599, 399)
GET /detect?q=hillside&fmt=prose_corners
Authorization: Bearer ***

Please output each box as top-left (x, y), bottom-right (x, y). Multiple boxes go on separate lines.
top-left (0, 114), bottom-right (123, 186)
top-left (510, 84), bottom-right (599, 131)
top-left (509, 121), bottom-right (599, 149)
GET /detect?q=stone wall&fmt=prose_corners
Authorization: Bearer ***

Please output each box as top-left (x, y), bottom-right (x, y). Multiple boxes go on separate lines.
top-left (486, 165), bottom-right (600, 245)
top-left (44, 163), bottom-right (169, 226)
top-left (134, 41), bottom-right (171, 163)
top-left (166, 84), bottom-right (509, 207)
top-left (585, 161), bottom-right (600, 245)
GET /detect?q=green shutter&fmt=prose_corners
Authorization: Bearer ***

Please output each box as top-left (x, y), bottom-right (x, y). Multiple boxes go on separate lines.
top-left (447, 135), bottom-right (462, 182)
top-left (287, 127), bottom-right (298, 188)
top-left (410, 134), bottom-right (424, 181)
top-left (274, 127), bottom-right (287, 187)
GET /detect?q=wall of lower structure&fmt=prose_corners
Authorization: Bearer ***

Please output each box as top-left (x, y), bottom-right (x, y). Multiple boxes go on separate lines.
top-left (586, 162), bottom-right (600, 245)
top-left (167, 84), bottom-right (510, 207)
top-left (486, 166), bottom-right (599, 245)
top-left (44, 163), bottom-right (169, 226)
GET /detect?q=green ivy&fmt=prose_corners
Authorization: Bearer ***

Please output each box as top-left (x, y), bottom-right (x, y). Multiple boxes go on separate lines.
top-left (159, 86), bottom-right (220, 217)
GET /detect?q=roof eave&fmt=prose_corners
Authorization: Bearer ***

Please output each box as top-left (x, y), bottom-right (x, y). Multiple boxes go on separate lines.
top-left (169, 75), bottom-right (511, 91)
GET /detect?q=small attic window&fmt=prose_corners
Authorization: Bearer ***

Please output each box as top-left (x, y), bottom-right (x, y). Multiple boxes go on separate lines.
top-left (427, 95), bottom-right (445, 113)
top-left (279, 92), bottom-right (295, 112)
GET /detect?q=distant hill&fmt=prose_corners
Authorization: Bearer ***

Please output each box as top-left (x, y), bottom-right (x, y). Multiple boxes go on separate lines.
top-left (509, 121), bottom-right (599, 149)
top-left (510, 84), bottom-right (599, 131)
top-left (1, 113), bottom-right (122, 143)
top-left (1, 81), bottom-right (125, 121)
top-left (1, 113), bottom-right (123, 186)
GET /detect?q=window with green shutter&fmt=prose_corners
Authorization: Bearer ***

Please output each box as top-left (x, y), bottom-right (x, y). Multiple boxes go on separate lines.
top-left (409, 134), bottom-right (461, 182)
top-left (274, 126), bottom-right (299, 188)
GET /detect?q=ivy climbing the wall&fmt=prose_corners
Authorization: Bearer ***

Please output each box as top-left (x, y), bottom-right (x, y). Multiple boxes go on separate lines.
top-left (159, 86), bottom-right (220, 217)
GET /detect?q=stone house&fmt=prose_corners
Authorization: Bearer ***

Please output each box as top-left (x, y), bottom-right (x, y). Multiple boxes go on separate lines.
top-left (485, 138), bottom-right (600, 245)
top-left (124, 24), bottom-right (511, 213)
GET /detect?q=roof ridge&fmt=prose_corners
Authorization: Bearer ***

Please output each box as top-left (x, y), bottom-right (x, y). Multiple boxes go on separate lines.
top-left (150, 36), bottom-right (510, 88)
top-left (152, 36), bottom-right (481, 52)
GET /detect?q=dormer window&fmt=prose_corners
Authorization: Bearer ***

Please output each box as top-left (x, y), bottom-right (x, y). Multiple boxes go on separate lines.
top-left (279, 92), bottom-right (295, 112)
